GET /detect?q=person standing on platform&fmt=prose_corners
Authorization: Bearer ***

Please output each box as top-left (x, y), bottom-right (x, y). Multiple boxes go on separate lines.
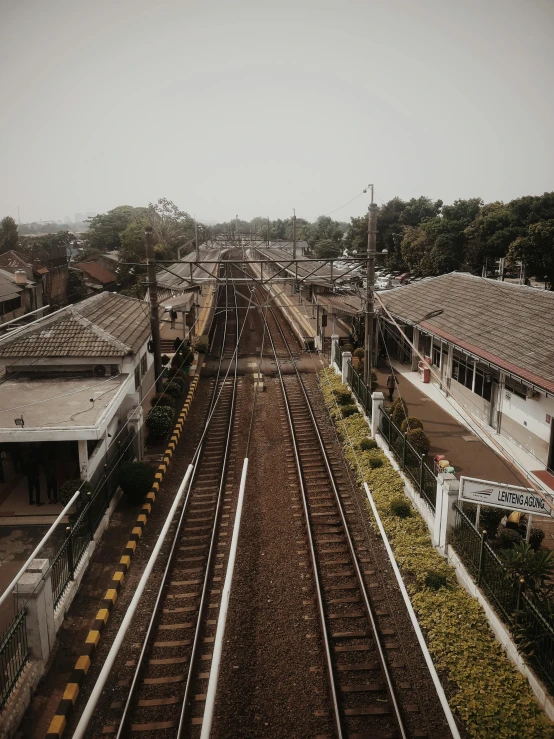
top-left (170, 309), bottom-right (178, 329)
top-left (386, 373), bottom-right (397, 403)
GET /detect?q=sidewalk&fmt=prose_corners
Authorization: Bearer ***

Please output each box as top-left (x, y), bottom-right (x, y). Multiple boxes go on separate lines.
top-left (374, 360), bottom-right (554, 547)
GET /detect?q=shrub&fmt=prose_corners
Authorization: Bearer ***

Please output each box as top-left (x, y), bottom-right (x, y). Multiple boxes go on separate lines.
top-left (369, 455), bottom-right (383, 469)
top-left (406, 428), bottom-right (430, 456)
top-left (353, 348), bottom-right (365, 360)
top-left (390, 399), bottom-right (408, 426)
top-left (340, 405), bottom-right (358, 418)
top-left (400, 416), bottom-right (424, 433)
top-left (182, 347), bottom-right (194, 366)
top-left (150, 393), bottom-right (175, 409)
top-left (161, 354), bottom-right (170, 366)
top-left (167, 367), bottom-right (187, 381)
top-left (359, 438), bottom-right (377, 451)
top-left (59, 478), bottom-right (92, 506)
top-left (480, 506), bottom-right (505, 539)
top-left (389, 497), bottom-right (412, 518)
top-left (425, 570), bottom-right (448, 590)
top-left (497, 527), bottom-right (522, 550)
top-left (146, 406), bottom-right (174, 437)
top-left (171, 351), bottom-right (185, 368)
top-left (195, 335), bottom-right (209, 353)
top-left (529, 527), bottom-right (545, 551)
top-left (118, 462), bottom-right (155, 503)
top-left (163, 381), bottom-right (182, 399)
top-left (333, 390), bottom-right (352, 405)
top-left (370, 369), bottom-right (377, 393)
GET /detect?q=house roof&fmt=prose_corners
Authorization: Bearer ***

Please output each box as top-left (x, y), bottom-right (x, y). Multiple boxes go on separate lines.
top-left (378, 272), bottom-right (554, 393)
top-left (0, 250), bottom-right (48, 276)
top-left (0, 292), bottom-right (150, 359)
top-left (73, 261), bottom-right (117, 284)
top-left (0, 270), bottom-right (22, 301)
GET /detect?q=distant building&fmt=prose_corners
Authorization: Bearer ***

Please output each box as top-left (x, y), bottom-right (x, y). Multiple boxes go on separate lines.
top-left (0, 251), bottom-right (49, 312)
top-left (72, 260), bottom-right (117, 292)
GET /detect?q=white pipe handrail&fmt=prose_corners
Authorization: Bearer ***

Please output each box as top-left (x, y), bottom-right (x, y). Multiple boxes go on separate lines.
top-left (363, 482), bottom-right (461, 739)
top-left (73, 463), bottom-right (194, 739)
top-left (201, 457), bottom-right (248, 739)
top-left (0, 487), bottom-right (84, 610)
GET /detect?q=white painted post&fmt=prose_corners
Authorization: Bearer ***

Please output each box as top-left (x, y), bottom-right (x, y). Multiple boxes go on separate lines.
top-left (341, 351), bottom-right (352, 385)
top-left (433, 472), bottom-right (460, 554)
top-left (411, 327), bottom-right (420, 370)
top-left (78, 439), bottom-right (89, 481)
top-left (371, 392), bottom-right (384, 438)
top-left (14, 559), bottom-right (54, 661)
top-left (331, 334), bottom-right (339, 373)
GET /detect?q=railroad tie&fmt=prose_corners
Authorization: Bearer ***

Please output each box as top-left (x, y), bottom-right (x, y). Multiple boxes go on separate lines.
top-left (45, 376), bottom-right (200, 739)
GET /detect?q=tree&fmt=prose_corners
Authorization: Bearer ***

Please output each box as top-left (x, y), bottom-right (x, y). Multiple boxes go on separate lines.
top-left (314, 239), bottom-right (342, 259)
top-left (66, 268), bottom-right (88, 304)
top-left (508, 220), bottom-right (554, 289)
top-left (118, 218), bottom-right (149, 289)
top-left (0, 216), bottom-right (19, 253)
top-left (343, 215), bottom-right (367, 255)
top-left (310, 216), bottom-right (344, 247)
top-left (148, 198), bottom-right (194, 253)
top-left (87, 206), bottom-right (147, 251)
top-left (464, 202), bottom-right (520, 272)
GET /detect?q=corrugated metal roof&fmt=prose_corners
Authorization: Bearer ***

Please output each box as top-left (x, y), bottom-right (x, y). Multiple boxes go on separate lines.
top-left (73, 261), bottom-right (117, 284)
top-left (0, 292), bottom-right (150, 358)
top-left (378, 272), bottom-right (554, 391)
top-left (0, 270), bottom-right (22, 301)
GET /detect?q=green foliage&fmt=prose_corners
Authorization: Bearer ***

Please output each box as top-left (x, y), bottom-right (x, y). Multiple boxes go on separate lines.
top-left (370, 369), bottom-right (378, 394)
top-left (167, 367), bottom-right (187, 382)
top-left (497, 528), bottom-right (522, 550)
top-left (59, 478), bottom-right (92, 505)
top-left (390, 398), bottom-right (408, 426)
top-left (161, 354), bottom-right (170, 366)
top-left (359, 438), bottom-right (377, 451)
top-left (406, 428), bottom-right (430, 455)
top-left (146, 406), bottom-right (174, 437)
top-left (333, 390), bottom-right (352, 405)
top-left (340, 404), bottom-right (358, 418)
top-left (87, 206), bottom-right (148, 251)
top-left (66, 268), bottom-right (88, 304)
top-left (479, 506), bottom-right (505, 538)
top-left (368, 454), bottom-right (384, 468)
top-left (425, 570), bottom-right (448, 590)
top-left (529, 528), bottom-right (545, 551)
top-left (353, 347), bottom-right (365, 360)
top-left (150, 393), bottom-right (175, 409)
top-left (341, 343), bottom-right (353, 352)
top-left (0, 216), bottom-right (18, 253)
top-left (317, 367), bottom-right (553, 739)
top-left (499, 542), bottom-right (554, 596)
top-left (163, 381), bottom-right (182, 399)
top-left (117, 462), bottom-right (154, 503)
top-left (400, 416), bottom-right (424, 433)
top-left (314, 239), bottom-right (342, 260)
top-left (195, 335), bottom-right (209, 353)
top-left (389, 497), bottom-right (412, 518)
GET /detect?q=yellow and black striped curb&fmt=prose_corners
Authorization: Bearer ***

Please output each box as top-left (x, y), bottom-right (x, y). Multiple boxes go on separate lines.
top-left (46, 375), bottom-right (199, 738)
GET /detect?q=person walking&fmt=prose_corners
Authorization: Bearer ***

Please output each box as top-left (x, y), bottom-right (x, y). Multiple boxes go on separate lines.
top-left (173, 336), bottom-right (183, 353)
top-left (386, 373), bottom-right (397, 403)
top-left (27, 449), bottom-right (42, 506)
top-left (170, 309), bottom-right (178, 330)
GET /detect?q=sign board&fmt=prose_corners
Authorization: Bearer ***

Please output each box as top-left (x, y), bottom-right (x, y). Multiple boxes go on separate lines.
top-left (459, 476), bottom-right (550, 517)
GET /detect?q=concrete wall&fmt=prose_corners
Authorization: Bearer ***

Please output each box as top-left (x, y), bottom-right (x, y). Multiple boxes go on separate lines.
top-left (499, 389), bottom-right (554, 465)
top-left (448, 377), bottom-right (491, 425)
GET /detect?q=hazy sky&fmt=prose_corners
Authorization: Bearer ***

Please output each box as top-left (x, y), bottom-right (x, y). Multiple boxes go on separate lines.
top-left (1, 0), bottom-right (553, 224)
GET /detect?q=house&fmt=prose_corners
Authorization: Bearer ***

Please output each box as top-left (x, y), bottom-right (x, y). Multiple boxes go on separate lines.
top-left (0, 250), bottom-right (49, 309)
top-left (72, 260), bottom-right (117, 292)
top-left (28, 243), bottom-right (68, 306)
top-left (0, 292), bottom-right (154, 489)
top-left (378, 272), bottom-right (554, 471)
top-left (0, 266), bottom-right (46, 325)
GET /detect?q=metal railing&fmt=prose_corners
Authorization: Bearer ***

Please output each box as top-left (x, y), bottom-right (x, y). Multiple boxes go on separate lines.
top-left (332, 339), bottom-right (342, 369)
top-left (347, 361), bottom-right (372, 420)
top-left (378, 408), bottom-right (436, 511)
top-left (452, 503), bottom-right (554, 692)
top-left (50, 431), bottom-right (136, 606)
top-left (0, 608), bottom-right (28, 709)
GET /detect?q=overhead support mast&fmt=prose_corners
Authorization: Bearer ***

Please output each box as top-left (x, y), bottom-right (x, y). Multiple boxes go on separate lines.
top-left (145, 226), bottom-right (163, 394)
top-left (364, 185), bottom-right (378, 386)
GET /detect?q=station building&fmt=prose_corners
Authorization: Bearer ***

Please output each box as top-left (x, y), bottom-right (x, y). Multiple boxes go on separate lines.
top-left (378, 272), bottom-right (554, 472)
top-left (0, 292), bottom-right (153, 497)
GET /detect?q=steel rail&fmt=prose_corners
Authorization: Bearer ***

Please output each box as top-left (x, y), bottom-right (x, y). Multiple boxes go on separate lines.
top-left (114, 266), bottom-right (240, 738)
top-left (255, 286), bottom-right (409, 739)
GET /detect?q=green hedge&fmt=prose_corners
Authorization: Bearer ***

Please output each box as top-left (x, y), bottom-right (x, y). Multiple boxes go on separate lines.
top-left (318, 368), bottom-right (552, 739)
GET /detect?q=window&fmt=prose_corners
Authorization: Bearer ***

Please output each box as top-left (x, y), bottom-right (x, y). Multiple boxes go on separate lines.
top-left (505, 377), bottom-right (527, 400)
top-left (432, 345), bottom-right (441, 368)
top-left (141, 354), bottom-right (147, 377)
top-left (452, 352), bottom-right (474, 391)
top-left (134, 366), bottom-right (140, 391)
top-left (474, 367), bottom-right (493, 402)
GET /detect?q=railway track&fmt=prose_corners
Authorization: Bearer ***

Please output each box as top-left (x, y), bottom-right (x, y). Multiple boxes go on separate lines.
top-left (256, 288), bottom-right (439, 739)
top-left (101, 277), bottom-right (244, 737)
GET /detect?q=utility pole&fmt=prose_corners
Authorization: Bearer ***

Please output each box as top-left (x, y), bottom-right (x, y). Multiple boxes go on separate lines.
top-left (145, 227), bottom-right (163, 393)
top-left (292, 208), bottom-right (297, 260)
top-left (195, 216), bottom-right (199, 261)
top-left (267, 217), bottom-right (270, 246)
top-left (364, 185), bottom-right (378, 386)
top-left (235, 214), bottom-right (239, 245)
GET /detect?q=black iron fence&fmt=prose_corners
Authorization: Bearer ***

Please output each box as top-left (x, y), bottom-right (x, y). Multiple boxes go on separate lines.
top-left (0, 608), bottom-right (28, 710)
top-left (452, 503), bottom-right (554, 692)
top-left (50, 431), bottom-right (136, 606)
top-left (346, 361), bottom-right (372, 420)
top-left (379, 409), bottom-right (436, 511)
top-left (0, 430), bottom-right (136, 711)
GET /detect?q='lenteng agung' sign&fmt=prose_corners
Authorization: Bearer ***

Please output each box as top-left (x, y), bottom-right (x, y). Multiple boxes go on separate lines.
top-left (459, 477), bottom-right (550, 517)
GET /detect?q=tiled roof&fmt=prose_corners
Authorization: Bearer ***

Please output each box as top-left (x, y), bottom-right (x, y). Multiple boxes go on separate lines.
top-left (0, 270), bottom-right (22, 301)
top-left (0, 251), bottom-right (48, 277)
top-left (73, 261), bottom-right (117, 284)
top-left (378, 272), bottom-right (554, 392)
top-left (0, 292), bottom-right (150, 359)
